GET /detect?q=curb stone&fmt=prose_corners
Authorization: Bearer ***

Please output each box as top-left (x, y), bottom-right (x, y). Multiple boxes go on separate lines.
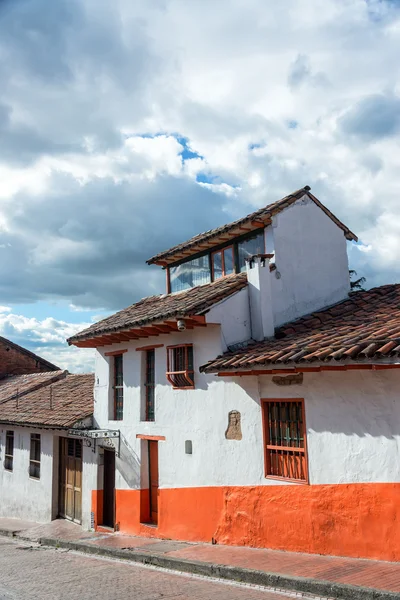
top-left (38, 537), bottom-right (400, 600)
top-left (0, 529), bottom-right (20, 539)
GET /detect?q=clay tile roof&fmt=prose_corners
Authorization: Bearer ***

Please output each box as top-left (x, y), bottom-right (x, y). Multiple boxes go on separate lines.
top-left (0, 371), bottom-right (67, 404)
top-left (0, 373), bottom-right (94, 428)
top-left (0, 336), bottom-right (60, 372)
top-left (147, 187), bottom-right (358, 266)
top-left (200, 284), bottom-right (400, 373)
top-left (68, 272), bottom-right (248, 345)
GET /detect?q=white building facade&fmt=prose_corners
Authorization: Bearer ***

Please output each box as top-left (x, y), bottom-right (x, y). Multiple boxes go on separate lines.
top-left (69, 187), bottom-right (400, 562)
top-left (0, 372), bottom-right (95, 528)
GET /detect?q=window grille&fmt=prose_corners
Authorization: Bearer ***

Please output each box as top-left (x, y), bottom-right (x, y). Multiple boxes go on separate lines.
top-left (263, 400), bottom-right (308, 482)
top-left (166, 345), bottom-right (194, 389)
top-left (29, 433), bottom-right (41, 479)
top-left (145, 349), bottom-right (155, 421)
top-left (113, 354), bottom-right (124, 420)
top-left (4, 430), bottom-right (14, 471)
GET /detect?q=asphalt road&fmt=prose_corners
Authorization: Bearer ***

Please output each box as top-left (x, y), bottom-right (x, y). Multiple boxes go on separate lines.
top-left (0, 537), bottom-right (315, 600)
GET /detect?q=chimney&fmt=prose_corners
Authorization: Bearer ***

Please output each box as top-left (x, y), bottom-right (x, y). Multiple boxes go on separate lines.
top-left (246, 254), bottom-right (275, 341)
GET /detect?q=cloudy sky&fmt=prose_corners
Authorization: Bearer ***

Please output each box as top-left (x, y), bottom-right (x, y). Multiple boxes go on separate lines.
top-left (0, 0), bottom-right (399, 372)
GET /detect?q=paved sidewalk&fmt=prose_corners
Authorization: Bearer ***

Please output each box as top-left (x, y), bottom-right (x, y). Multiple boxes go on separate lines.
top-left (0, 518), bottom-right (399, 600)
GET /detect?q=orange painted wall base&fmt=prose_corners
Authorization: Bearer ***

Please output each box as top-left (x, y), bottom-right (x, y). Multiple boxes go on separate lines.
top-left (92, 483), bottom-right (400, 562)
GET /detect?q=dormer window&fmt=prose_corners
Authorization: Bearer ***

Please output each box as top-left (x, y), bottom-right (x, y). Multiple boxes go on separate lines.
top-left (211, 246), bottom-right (234, 280)
top-left (169, 256), bottom-right (211, 293)
top-left (167, 229), bottom-right (266, 294)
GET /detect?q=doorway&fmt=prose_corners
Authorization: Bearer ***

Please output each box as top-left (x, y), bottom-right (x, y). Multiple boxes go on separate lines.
top-left (148, 441), bottom-right (159, 525)
top-left (59, 438), bottom-right (82, 524)
top-left (103, 449), bottom-right (116, 528)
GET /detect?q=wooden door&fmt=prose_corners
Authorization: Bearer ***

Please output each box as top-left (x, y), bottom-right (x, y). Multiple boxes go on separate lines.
top-left (59, 438), bottom-right (82, 524)
top-left (149, 441), bottom-right (159, 525)
top-left (103, 449), bottom-right (115, 528)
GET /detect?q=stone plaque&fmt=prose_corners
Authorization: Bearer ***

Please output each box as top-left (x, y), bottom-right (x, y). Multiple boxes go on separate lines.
top-left (272, 372), bottom-right (303, 386)
top-left (225, 410), bottom-right (242, 440)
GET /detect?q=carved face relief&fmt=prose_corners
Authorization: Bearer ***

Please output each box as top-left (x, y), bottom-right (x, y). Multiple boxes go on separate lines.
top-left (225, 410), bottom-right (242, 440)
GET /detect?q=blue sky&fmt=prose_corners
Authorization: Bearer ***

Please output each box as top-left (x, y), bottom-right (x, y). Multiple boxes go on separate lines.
top-left (0, 0), bottom-right (400, 372)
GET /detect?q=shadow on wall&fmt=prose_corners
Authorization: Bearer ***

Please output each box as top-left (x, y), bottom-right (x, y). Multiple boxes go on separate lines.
top-left (118, 433), bottom-right (140, 488)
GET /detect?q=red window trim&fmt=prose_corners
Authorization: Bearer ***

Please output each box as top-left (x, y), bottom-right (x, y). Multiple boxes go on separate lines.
top-left (166, 344), bottom-right (194, 389)
top-left (136, 434), bottom-right (166, 441)
top-left (261, 398), bottom-right (309, 484)
top-left (136, 344), bottom-right (164, 352)
top-left (211, 245), bottom-right (234, 281)
top-left (105, 349), bottom-right (128, 356)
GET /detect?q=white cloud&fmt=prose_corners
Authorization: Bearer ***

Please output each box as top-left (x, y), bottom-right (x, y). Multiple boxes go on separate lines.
top-left (0, 310), bottom-right (94, 373)
top-left (0, 0), bottom-right (399, 350)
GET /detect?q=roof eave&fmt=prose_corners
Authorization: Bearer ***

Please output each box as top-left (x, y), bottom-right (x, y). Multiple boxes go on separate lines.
top-left (202, 361), bottom-right (400, 375)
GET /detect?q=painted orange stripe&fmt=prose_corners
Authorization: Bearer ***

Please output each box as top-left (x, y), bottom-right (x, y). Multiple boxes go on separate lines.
top-left (89, 484), bottom-right (400, 562)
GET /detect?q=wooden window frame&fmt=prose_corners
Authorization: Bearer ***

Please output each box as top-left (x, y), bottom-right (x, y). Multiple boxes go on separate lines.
top-left (166, 344), bottom-right (194, 389)
top-left (4, 430), bottom-right (14, 472)
top-left (261, 398), bottom-right (309, 484)
top-left (29, 433), bottom-right (41, 480)
top-left (164, 228), bottom-right (266, 293)
top-left (113, 354), bottom-right (124, 421)
top-left (211, 245), bottom-right (234, 281)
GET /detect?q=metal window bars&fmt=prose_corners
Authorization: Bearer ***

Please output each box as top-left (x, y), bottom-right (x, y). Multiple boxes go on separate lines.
top-left (264, 400), bottom-right (308, 482)
top-left (113, 354), bottom-right (124, 420)
top-left (145, 349), bottom-right (156, 421)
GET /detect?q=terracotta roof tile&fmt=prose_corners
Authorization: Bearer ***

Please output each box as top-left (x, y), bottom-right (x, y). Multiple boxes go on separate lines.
top-left (68, 273), bottom-right (247, 344)
top-left (0, 373), bottom-right (94, 428)
top-left (200, 284), bottom-right (400, 373)
top-left (0, 371), bottom-right (67, 404)
top-left (147, 187), bottom-right (357, 265)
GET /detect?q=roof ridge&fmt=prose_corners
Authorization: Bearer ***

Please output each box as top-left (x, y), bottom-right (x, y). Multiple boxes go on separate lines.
top-left (147, 187), bottom-right (357, 266)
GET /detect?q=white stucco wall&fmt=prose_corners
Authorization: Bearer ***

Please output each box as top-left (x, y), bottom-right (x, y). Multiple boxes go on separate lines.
top-left (93, 330), bottom-right (400, 493)
top-left (0, 427), bottom-right (98, 527)
top-left (271, 195), bottom-right (350, 327)
top-left (0, 427), bottom-right (55, 522)
top-left (206, 288), bottom-right (251, 350)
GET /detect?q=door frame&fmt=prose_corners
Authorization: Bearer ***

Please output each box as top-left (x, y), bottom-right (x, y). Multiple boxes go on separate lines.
top-left (102, 448), bottom-right (116, 529)
top-left (148, 440), bottom-right (159, 525)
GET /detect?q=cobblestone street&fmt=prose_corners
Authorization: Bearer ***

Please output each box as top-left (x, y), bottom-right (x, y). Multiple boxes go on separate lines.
top-left (0, 537), bottom-right (326, 600)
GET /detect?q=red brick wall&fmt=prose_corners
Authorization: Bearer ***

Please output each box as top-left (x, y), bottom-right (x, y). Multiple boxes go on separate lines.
top-left (0, 340), bottom-right (54, 377)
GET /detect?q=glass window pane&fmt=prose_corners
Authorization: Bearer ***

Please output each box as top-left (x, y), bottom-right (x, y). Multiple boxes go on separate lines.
top-left (170, 255), bottom-right (211, 292)
top-left (212, 251), bottom-right (223, 280)
top-left (238, 231), bottom-right (265, 271)
top-left (223, 247), bottom-right (234, 275)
